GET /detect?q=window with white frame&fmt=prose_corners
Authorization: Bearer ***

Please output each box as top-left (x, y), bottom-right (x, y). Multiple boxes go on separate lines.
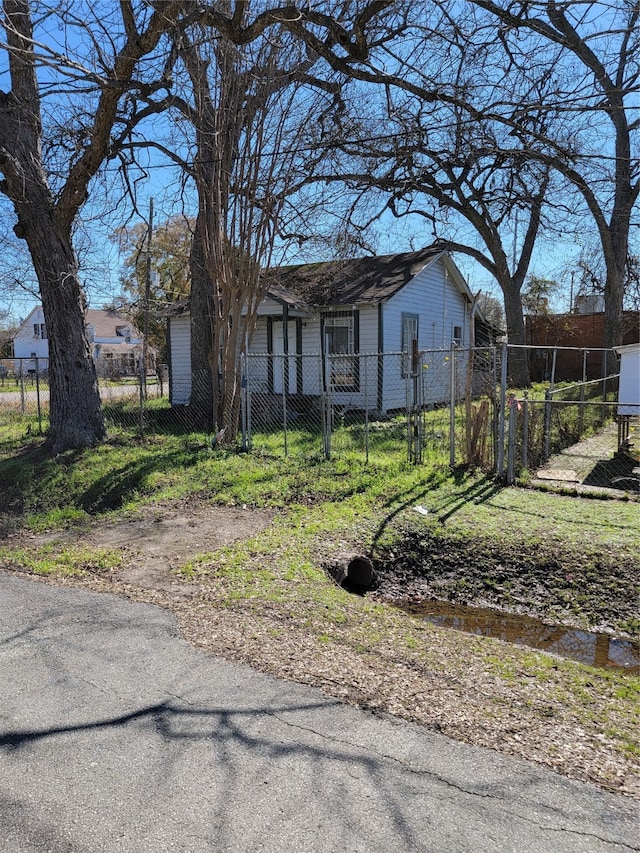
top-left (33, 323), bottom-right (46, 340)
top-left (453, 325), bottom-right (463, 345)
top-left (401, 313), bottom-right (419, 376)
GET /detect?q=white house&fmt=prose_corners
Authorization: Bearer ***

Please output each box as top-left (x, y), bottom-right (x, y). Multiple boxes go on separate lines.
top-left (167, 246), bottom-right (487, 412)
top-left (13, 307), bottom-right (148, 377)
top-left (12, 306), bottom-right (50, 367)
top-left (615, 342), bottom-right (640, 417)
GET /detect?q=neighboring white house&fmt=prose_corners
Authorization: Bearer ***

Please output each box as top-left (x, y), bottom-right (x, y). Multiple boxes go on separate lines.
top-left (12, 306), bottom-right (50, 368)
top-left (167, 246), bottom-right (489, 413)
top-left (13, 307), bottom-right (149, 377)
top-left (615, 342), bottom-right (640, 417)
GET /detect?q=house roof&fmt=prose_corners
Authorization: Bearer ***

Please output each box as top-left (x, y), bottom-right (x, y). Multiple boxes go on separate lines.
top-left (269, 246), bottom-right (457, 308)
top-left (15, 307), bottom-right (141, 339)
top-left (85, 309), bottom-right (140, 339)
top-left (162, 245), bottom-right (475, 316)
top-left (614, 342), bottom-right (640, 355)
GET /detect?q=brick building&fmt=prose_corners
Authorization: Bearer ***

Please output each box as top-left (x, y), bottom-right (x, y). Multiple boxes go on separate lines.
top-left (525, 311), bottom-right (640, 382)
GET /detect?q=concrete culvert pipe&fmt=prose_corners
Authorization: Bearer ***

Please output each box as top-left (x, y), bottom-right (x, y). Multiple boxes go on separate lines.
top-left (325, 553), bottom-right (376, 591)
top-left (346, 555), bottom-right (375, 587)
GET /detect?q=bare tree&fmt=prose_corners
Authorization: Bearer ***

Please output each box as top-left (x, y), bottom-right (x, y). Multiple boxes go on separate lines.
top-left (299, 2), bottom-right (561, 384)
top-left (0, 0), bottom-right (181, 452)
top-left (174, 18), bottom-right (324, 437)
top-left (167, 2), bottom-right (394, 438)
top-left (289, 1), bottom-right (637, 380)
top-left (468, 0), bottom-right (640, 368)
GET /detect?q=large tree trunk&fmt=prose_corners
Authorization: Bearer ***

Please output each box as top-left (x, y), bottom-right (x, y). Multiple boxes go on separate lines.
top-left (1, 0), bottom-right (189, 454)
top-left (603, 222), bottom-right (629, 375)
top-left (1, 0), bottom-right (104, 453)
top-left (22, 212), bottom-right (105, 454)
top-left (604, 262), bottom-right (626, 363)
top-left (501, 281), bottom-right (530, 387)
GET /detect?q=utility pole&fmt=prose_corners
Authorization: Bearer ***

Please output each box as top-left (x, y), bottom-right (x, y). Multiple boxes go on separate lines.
top-left (138, 198), bottom-right (153, 436)
top-left (143, 198), bottom-right (154, 401)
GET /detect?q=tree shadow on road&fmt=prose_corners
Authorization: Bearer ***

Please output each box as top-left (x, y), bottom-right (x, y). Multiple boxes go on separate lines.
top-left (0, 699), bottom-right (424, 850)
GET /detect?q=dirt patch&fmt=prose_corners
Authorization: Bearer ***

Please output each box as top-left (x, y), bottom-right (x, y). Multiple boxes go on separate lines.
top-left (371, 531), bottom-right (639, 639)
top-left (12, 499), bottom-right (275, 598)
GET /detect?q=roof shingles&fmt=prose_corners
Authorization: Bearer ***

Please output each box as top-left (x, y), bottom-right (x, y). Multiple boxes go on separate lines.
top-left (270, 247), bottom-right (445, 308)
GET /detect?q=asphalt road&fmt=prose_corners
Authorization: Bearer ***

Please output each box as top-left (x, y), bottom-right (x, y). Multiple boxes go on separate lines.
top-left (1, 574), bottom-right (638, 853)
top-left (0, 382), bottom-right (160, 408)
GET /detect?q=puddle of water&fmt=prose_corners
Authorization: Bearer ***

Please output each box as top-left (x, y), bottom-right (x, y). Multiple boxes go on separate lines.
top-left (402, 600), bottom-right (639, 674)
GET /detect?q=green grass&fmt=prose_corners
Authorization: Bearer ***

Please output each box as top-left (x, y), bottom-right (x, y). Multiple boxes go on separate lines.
top-left (0, 542), bottom-right (123, 576)
top-left (1, 420), bottom-right (638, 553)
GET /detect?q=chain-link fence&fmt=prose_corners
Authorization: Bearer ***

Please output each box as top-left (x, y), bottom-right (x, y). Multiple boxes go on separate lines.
top-left (497, 346), bottom-right (639, 492)
top-left (2, 345), bottom-right (638, 494)
top-left (0, 357), bottom-right (169, 435)
top-left (240, 348), bottom-right (498, 467)
top-left (0, 357), bottom-right (51, 432)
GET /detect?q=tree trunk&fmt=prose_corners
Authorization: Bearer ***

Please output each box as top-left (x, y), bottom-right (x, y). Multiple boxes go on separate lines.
top-left (23, 213), bottom-right (105, 454)
top-left (189, 213), bottom-right (215, 430)
top-left (0, 0), bottom-right (105, 454)
top-left (603, 235), bottom-right (628, 376)
top-left (219, 295), bottom-right (245, 444)
top-left (501, 281), bottom-right (530, 387)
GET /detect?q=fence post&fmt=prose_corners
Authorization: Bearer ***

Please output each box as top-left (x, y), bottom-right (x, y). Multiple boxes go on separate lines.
top-left (497, 342), bottom-right (508, 478)
top-left (407, 339), bottom-right (422, 465)
top-left (246, 354), bottom-right (253, 450)
top-left (521, 392), bottom-right (529, 471)
top-left (34, 357), bottom-right (42, 434)
top-left (363, 353), bottom-right (369, 465)
top-left (449, 341), bottom-right (457, 467)
top-left (549, 346), bottom-right (558, 391)
top-left (507, 395), bottom-right (517, 484)
top-left (464, 344), bottom-right (474, 466)
top-left (281, 355), bottom-right (288, 457)
top-left (322, 353), bottom-right (331, 460)
top-left (543, 388), bottom-right (552, 462)
top-left (600, 349), bottom-right (608, 425)
top-left (405, 350), bottom-right (411, 462)
top-left (138, 353), bottom-right (145, 437)
top-left (323, 391), bottom-right (331, 460)
top-left (578, 349), bottom-right (587, 436)
top-left (240, 353), bottom-right (248, 452)
top-left (19, 363), bottom-right (25, 414)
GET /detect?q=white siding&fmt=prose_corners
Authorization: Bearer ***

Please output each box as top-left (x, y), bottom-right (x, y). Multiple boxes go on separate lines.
top-left (384, 256), bottom-right (469, 350)
top-left (254, 297), bottom-right (284, 315)
top-left (358, 305), bottom-right (379, 354)
top-left (13, 307), bottom-right (49, 362)
top-left (249, 320), bottom-right (269, 352)
top-left (272, 320), bottom-right (298, 394)
top-left (246, 319), bottom-right (270, 392)
top-left (381, 257), bottom-right (470, 410)
top-left (617, 344), bottom-right (640, 415)
top-left (169, 316), bottom-right (191, 404)
top-left (301, 317), bottom-right (323, 394)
